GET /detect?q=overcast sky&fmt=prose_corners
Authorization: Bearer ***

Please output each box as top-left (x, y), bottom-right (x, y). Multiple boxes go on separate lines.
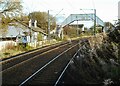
top-left (22, 0), bottom-right (120, 24)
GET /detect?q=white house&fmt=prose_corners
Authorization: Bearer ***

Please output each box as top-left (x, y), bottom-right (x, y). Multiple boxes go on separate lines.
top-left (56, 25), bottom-right (63, 39)
top-left (0, 23), bottom-right (27, 50)
top-left (0, 18), bottom-right (48, 49)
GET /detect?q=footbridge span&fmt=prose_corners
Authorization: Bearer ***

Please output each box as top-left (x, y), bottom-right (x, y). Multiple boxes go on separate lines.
top-left (61, 14), bottom-right (104, 28)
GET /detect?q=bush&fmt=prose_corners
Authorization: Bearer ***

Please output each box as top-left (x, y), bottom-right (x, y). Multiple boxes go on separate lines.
top-left (63, 35), bottom-right (69, 41)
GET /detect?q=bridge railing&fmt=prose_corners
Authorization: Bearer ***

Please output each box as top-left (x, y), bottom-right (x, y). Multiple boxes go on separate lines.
top-left (61, 14), bottom-right (104, 27)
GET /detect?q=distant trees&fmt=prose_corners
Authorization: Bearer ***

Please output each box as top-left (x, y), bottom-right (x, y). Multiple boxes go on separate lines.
top-left (29, 12), bottom-right (56, 33)
top-left (13, 14), bottom-right (29, 26)
top-left (63, 26), bottom-right (78, 37)
top-left (0, 16), bottom-right (11, 37)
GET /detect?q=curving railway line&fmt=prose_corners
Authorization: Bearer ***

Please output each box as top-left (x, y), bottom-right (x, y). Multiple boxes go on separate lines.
top-left (1, 39), bottom-right (81, 85)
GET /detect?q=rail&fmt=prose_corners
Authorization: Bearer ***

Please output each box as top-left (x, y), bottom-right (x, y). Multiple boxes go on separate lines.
top-left (0, 41), bottom-right (69, 72)
top-left (54, 48), bottom-right (81, 86)
top-left (19, 43), bottom-right (78, 86)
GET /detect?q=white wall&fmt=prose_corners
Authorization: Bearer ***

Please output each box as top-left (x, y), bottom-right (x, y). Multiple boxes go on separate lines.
top-left (0, 41), bottom-right (17, 51)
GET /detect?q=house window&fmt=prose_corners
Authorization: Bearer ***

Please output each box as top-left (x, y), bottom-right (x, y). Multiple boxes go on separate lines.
top-left (32, 22), bottom-right (34, 26)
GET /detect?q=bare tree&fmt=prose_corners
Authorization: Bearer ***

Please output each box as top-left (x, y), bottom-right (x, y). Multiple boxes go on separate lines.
top-left (0, 0), bottom-right (22, 17)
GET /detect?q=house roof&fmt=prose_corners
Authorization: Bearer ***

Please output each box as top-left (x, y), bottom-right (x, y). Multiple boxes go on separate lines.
top-left (32, 26), bottom-right (47, 35)
top-left (0, 19), bottom-right (48, 38)
top-left (0, 25), bottom-right (27, 38)
top-left (14, 19), bottom-right (48, 35)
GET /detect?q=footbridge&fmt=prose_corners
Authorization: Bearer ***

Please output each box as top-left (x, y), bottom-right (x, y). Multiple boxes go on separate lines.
top-left (61, 14), bottom-right (104, 28)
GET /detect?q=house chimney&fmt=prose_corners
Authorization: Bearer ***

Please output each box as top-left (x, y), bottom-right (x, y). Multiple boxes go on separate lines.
top-left (29, 19), bottom-right (31, 27)
top-left (34, 20), bottom-right (37, 28)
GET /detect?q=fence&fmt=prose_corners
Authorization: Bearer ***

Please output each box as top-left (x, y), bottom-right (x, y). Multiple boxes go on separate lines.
top-left (0, 41), bottom-right (17, 51)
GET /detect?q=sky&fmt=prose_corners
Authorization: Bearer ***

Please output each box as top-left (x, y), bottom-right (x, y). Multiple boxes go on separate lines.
top-left (22, 0), bottom-right (120, 24)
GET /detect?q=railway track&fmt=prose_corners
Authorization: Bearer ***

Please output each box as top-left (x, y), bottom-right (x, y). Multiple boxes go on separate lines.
top-left (54, 49), bottom-right (80, 85)
top-left (1, 40), bottom-right (78, 72)
top-left (0, 41), bottom-right (68, 72)
top-left (54, 47), bottom-right (83, 86)
top-left (1, 39), bottom-right (80, 85)
top-left (0, 40), bottom-right (79, 71)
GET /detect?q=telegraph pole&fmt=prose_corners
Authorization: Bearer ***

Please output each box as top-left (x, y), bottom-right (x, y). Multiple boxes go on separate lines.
top-left (76, 16), bottom-right (79, 36)
top-left (94, 9), bottom-right (96, 36)
top-left (77, 20), bottom-right (79, 36)
top-left (48, 10), bottom-right (50, 39)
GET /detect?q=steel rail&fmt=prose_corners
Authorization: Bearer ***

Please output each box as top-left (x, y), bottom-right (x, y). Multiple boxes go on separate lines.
top-left (54, 48), bottom-right (81, 86)
top-left (0, 41), bottom-right (68, 63)
top-left (19, 43), bottom-right (78, 86)
top-left (0, 43), bottom-right (69, 73)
